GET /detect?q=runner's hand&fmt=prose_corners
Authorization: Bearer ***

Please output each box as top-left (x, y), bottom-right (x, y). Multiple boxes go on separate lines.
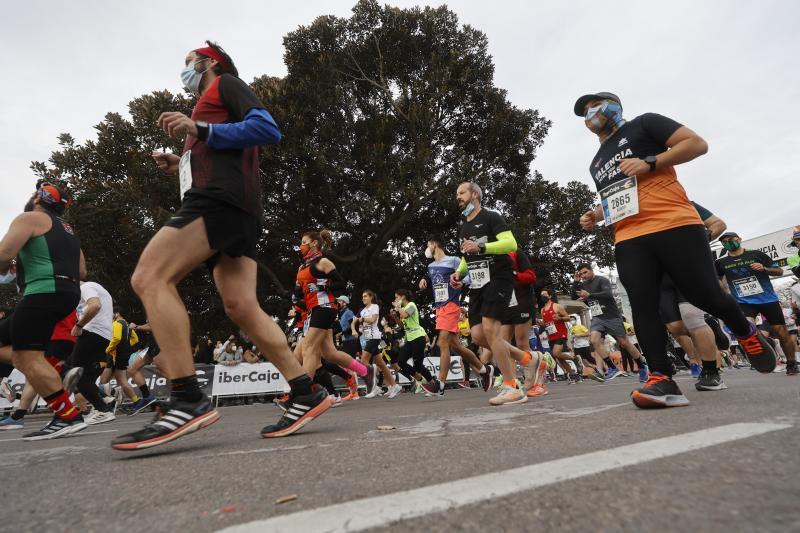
top-left (577, 290), bottom-right (590, 300)
top-left (419, 278), bottom-right (427, 290)
top-left (750, 263), bottom-right (765, 272)
top-left (158, 112), bottom-right (198, 139)
top-left (152, 152), bottom-right (180, 174)
top-left (70, 325), bottom-right (83, 337)
top-left (580, 210), bottom-right (596, 231)
top-left (461, 239), bottom-right (480, 254)
top-left (619, 158), bottom-right (649, 177)
top-left (450, 272), bottom-right (463, 289)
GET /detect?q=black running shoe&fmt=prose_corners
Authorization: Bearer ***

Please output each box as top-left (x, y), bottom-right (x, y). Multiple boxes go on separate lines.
top-left (480, 365), bottom-right (495, 392)
top-left (23, 416), bottom-right (87, 441)
top-left (737, 327), bottom-right (777, 373)
top-left (111, 397), bottom-right (219, 451)
top-left (630, 374), bottom-right (689, 409)
top-left (261, 386), bottom-right (330, 438)
top-left (421, 378), bottom-right (442, 395)
top-left (786, 361), bottom-right (799, 376)
top-left (695, 370), bottom-right (728, 391)
top-left (128, 395), bottom-right (158, 416)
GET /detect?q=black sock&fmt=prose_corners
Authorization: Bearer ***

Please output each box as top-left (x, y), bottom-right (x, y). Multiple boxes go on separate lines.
top-left (11, 409), bottom-right (26, 421)
top-left (139, 384), bottom-right (150, 398)
top-left (702, 360), bottom-right (719, 374)
top-left (604, 357), bottom-right (617, 370)
top-left (313, 368), bottom-right (336, 395)
top-left (288, 374), bottom-right (313, 397)
top-left (170, 374), bottom-right (203, 403)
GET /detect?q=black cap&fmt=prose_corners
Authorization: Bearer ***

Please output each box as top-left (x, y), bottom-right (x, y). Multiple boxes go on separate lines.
top-left (719, 231), bottom-right (740, 240)
top-left (574, 92), bottom-right (622, 117)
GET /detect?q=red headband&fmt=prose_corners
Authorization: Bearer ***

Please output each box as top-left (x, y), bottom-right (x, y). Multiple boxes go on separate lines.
top-left (194, 46), bottom-right (230, 71)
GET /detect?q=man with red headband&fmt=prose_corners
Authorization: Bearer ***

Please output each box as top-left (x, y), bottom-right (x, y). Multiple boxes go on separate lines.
top-left (114, 41), bottom-right (330, 450)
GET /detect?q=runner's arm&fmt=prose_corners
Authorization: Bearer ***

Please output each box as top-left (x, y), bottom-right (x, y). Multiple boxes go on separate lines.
top-left (588, 277), bottom-right (614, 299)
top-left (0, 214), bottom-right (35, 271)
top-left (482, 231), bottom-right (517, 254)
top-left (514, 250), bottom-right (536, 285)
top-left (79, 249), bottom-right (87, 281)
top-left (76, 297), bottom-right (101, 328)
top-left (651, 126), bottom-right (708, 170)
top-left (106, 321), bottom-right (123, 354)
top-left (130, 330), bottom-right (139, 346)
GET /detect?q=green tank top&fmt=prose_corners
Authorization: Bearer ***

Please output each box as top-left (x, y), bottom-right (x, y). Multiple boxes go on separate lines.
top-left (402, 302), bottom-right (426, 342)
top-left (16, 213), bottom-right (81, 296)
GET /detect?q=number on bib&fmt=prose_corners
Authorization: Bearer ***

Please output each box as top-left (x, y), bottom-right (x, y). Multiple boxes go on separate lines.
top-left (545, 322), bottom-right (557, 335)
top-left (434, 283), bottom-right (449, 303)
top-left (588, 300), bottom-right (603, 316)
top-left (467, 261), bottom-right (491, 289)
top-left (733, 276), bottom-right (764, 298)
top-left (599, 176), bottom-right (639, 225)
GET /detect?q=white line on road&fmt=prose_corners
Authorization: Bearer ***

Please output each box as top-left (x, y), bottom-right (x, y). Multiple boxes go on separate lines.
top-left (217, 422), bottom-right (791, 533)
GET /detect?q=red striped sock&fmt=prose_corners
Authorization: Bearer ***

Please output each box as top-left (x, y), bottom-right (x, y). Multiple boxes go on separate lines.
top-left (44, 389), bottom-right (80, 421)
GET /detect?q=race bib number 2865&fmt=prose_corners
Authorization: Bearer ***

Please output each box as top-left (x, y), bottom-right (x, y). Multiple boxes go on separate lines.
top-left (599, 176), bottom-right (639, 225)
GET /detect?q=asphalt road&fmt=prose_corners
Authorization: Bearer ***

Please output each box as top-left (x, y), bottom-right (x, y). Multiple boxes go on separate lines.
top-left (1, 369), bottom-right (798, 533)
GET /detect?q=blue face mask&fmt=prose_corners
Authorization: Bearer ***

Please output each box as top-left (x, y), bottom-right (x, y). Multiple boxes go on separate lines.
top-left (181, 59), bottom-right (210, 94)
top-left (0, 271), bottom-right (16, 284)
top-left (585, 101), bottom-right (625, 134)
top-left (462, 202), bottom-right (475, 217)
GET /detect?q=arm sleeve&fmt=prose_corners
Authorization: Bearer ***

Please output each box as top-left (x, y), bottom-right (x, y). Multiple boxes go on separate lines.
top-left (485, 231), bottom-right (517, 254)
top-left (106, 321), bottom-right (122, 354)
top-left (590, 277), bottom-right (614, 298)
top-left (130, 330), bottom-right (139, 346)
top-left (640, 113), bottom-right (684, 146)
top-left (457, 257), bottom-right (469, 276)
top-left (406, 303), bottom-right (417, 317)
top-left (207, 108), bottom-right (281, 150)
top-left (326, 269), bottom-right (348, 292)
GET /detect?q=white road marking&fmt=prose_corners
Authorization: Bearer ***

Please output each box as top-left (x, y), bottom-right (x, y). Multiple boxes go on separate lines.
top-left (217, 422), bottom-right (791, 533)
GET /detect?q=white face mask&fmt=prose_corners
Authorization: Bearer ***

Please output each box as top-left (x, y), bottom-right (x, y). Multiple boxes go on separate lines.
top-left (180, 59), bottom-right (210, 94)
top-left (424, 246), bottom-right (433, 259)
top-left (0, 272), bottom-right (16, 284)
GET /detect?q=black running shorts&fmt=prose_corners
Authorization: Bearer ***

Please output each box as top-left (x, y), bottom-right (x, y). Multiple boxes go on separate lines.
top-left (364, 339), bottom-right (381, 357)
top-left (9, 292), bottom-right (79, 351)
top-left (308, 306), bottom-right (338, 330)
top-left (468, 278), bottom-right (515, 328)
top-left (575, 346), bottom-right (593, 360)
top-left (166, 194), bottom-right (261, 270)
top-left (502, 296), bottom-right (535, 326)
top-left (45, 339), bottom-right (75, 361)
top-left (739, 301), bottom-right (784, 326)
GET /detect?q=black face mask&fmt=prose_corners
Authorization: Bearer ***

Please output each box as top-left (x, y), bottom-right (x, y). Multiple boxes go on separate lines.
top-left (24, 198), bottom-right (35, 212)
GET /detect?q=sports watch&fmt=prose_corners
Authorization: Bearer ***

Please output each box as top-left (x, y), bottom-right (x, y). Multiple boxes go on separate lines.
top-left (195, 121), bottom-right (210, 142)
top-left (644, 155), bottom-right (657, 172)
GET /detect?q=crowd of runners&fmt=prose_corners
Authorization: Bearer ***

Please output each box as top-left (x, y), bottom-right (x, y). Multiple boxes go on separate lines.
top-left (0, 42), bottom-right (798, 450)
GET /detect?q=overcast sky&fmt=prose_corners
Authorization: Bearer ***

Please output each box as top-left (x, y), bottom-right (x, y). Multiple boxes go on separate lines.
top-left (2, 0), bottom-right (797, 241)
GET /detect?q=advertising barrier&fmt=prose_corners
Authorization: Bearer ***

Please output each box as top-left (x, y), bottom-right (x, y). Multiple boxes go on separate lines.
top-left (211, 362), bottom-right (290, 397)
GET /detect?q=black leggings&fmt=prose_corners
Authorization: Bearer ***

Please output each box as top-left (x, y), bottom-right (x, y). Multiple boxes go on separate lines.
top-left (68, 331), bottom-right (111, 411)
top-left (620, 348), bottom-right (635, 372)
top-left (398, 337), bottom-right (433, 382)
top-left (616, 225), bottom-right (751, 376)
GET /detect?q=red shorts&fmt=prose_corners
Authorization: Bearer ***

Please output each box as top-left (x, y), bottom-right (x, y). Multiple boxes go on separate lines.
top-left (435, 301), bottom-right (461, 333)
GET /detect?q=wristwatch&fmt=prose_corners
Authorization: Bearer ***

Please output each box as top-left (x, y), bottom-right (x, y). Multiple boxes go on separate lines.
top-left (478, 243), bottom-right (486, 253)
top-left (644, 155), bottom-right (657, 172)
top-left (195, 121), bottom-right (210, 142)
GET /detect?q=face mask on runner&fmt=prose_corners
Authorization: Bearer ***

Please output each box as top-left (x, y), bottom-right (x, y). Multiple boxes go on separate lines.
top-left (585, 101), bottom-right (625, 135)
top-left (722, 240), bottom-right (741, 252)
top-left (0, 271), bottom-right (16, 284)
top-left (461, 201), bottom-right (475, 217)
top-left (181, 58), bottom-right (210, 94)
top-left (424, 246), bottom-right (433, 259)
top-left (298, 244), bottom-right (312, 258)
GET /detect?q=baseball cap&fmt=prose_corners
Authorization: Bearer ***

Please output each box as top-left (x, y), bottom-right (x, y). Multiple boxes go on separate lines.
top-left (719, 231), bottom-right (740, 240)
top-left (336, 295), bottom-right (350, 305)
top-left (790, 226), bottom-right (800, 246)
top-left (574, 92), bottom-right (622, 117)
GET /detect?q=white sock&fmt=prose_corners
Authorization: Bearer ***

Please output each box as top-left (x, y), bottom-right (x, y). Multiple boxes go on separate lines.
top-left (479, 365), bottom-right (487, 374)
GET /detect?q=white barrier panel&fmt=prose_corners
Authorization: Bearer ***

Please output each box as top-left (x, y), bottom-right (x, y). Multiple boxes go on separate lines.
top-left (1, 369), bottom-right (54, 409)
top-left (211, 362), bottom-right (289, 397)
top-left (396, 356), bottom-right (465, 384)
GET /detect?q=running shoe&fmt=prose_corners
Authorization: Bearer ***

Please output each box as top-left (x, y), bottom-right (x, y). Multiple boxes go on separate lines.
top-left (366, 385), bottom-right (383, 398)
top-left (113, 387), bottom-right (125, 412)
top-left (345, 375), bottom-right (358, 395)
top-left (737, 326), bottom-right (777, 373)
top-left (630, 373), bottom-right (689, 409)
top-left (330, 395), bottom-right (343, 408)
top-left (61, 367), bottom-right (83, 394)
top-left (23, 416), bottom-right (87, 441)
top-left (489, 386), bottom-right (528, 406)
top-left (638, 366), bottom-right (648, 383)
top-left (695, 370), bottom-right (727, 391)
top-left (341, 391), bottom-right (360, 401)
top-left (84, 409), bottom-right (116, 426)
top-left (522, 352), bottom-right (545, 392)
top-left (261, 386), bottom-right (330, 438)
top-left (0, 379), bottom-right (14, 403)
top-left (493, 375), bottom-right (503, 390)
top-left (457, 379), bottom-right (472, 389)
top-left (479, 365), bottom-right (495, 392)
top-left (0, 416), bottom-right (24, 430)
top-left (690, 363), bottom-right (701, 379)
top-left (413, 381), bottom-right (426, 395)
top-left (273, 393), bottom-right (291, 410)
top-left (604, 368), bottom-right (620, 381)
top-left (786, 361), bottom-right (799, 376)
top-left (129, 395), bottom-right (157, 416)
top-left (385, 383), bottom-right (403, 399)
top-left (111, 397), bottom-right (220, 450)
top-left (526, 384), bottom-right (548, 397)
top-left (586, 370), bottom-right (605, 383)
top-left (421, 378), bottom-right (441, 395)
top-left (365, 364), bottom-right (377, 394)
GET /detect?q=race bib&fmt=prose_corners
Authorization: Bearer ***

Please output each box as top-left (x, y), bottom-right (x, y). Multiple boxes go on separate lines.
top-left (545, 322), bottom-right (557, 335)
top-left (178, 151), bottom-right (193, 199)
top-left (434, 283), bottom-right (449, 303)
top-left (467, 261), bottom-right (491, 289)
top-left (599, 176), bottom-right (639, 225)
top-left (734, 276), bottom-right (764, 298)
top-left (588, 300), bottom-right (603, 316)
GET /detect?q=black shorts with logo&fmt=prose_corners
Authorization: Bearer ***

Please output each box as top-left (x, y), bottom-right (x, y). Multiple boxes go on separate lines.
top-left (502, 296), bottom-right (536, 325)
top-left (308, 306), bottom-right (338, 330)
top-left (739, 301), bottom-right (784, 326)
top-left (7, 292), bottom-right (79, 351)
top-left (166, 194), bottom-right (261, 270)
top-left (468, 278), bottom-right (515, 328)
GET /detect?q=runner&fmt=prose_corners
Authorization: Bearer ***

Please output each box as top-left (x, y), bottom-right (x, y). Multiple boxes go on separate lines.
top-left (569, 317), bottom-right (604, 382)
top-left (537, 289), bottom-right (576, 393)
top-left (114, 42), bottom-right (329, 449)
top-left (715, 231), bottom-right (798, 375)
top-left (124, 320), bottom-right (160, 414)
top-left (450, 182), bottom-right (540, 405)
top-left (0, 182), bottom-right (87, 440)
top-left (354, 290), bottom-right (398, 397)
top-left (574, 91), bottom-right (776, 407)
top-left (392, 289), bottom-right (435, 395)
top-left (335, 296), bottom-right (361, 400)
top-left (571, 264), bottom-right (647, 381)
top-left (419, 236), bottom-right (493, 396)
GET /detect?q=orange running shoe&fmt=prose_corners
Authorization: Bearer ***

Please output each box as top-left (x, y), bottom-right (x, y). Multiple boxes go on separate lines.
top-left (341, 391), bottom-right (360, 401)
top-left (526, 384), bottom-right (548, 397)
top-left (737, 326), bottom-right (777, 373)
top-left (345, 376), bottom-right (358, 395)
top-left (630, 373), bottom-right (689, 409)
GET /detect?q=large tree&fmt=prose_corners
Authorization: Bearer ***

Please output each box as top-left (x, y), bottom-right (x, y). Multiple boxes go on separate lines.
top-left (25, 0), bottom-right (612, 337)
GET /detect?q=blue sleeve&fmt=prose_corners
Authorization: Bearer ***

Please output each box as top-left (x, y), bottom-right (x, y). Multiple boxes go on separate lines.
top-left (207, 108), bottom-right (282, 150)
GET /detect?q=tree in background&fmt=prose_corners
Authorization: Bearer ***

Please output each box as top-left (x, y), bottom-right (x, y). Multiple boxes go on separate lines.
top-left (24, 0), bottom-right (612, 337)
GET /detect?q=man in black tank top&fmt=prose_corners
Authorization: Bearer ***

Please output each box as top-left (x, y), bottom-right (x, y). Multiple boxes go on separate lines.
top-left (0, 182), bottom-right (89, 440)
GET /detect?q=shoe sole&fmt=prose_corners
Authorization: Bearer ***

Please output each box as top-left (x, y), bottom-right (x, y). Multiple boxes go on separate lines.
top-left (695, 383), bottom-right (728, 391)
top-left (586, 374), bottom-right (605, 383)
top-left (111, 409), bottom-right (220, 450)
top-left (605, 373), bottom-right (620, 381)
top-left (85, 414), bottom-right (116, 426)
top-left (128, 398), bottom-right (158, 417)
top-left (261, 396), bottom-right (331, 438)
top-left (630, 391), bottom-right (690, 409)
top-left (489, 394), bottom-right (528, 406)
top-left (0, 425), bottom-right (24, 431)
top-left (23, 421), bottom-right (88, 441)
